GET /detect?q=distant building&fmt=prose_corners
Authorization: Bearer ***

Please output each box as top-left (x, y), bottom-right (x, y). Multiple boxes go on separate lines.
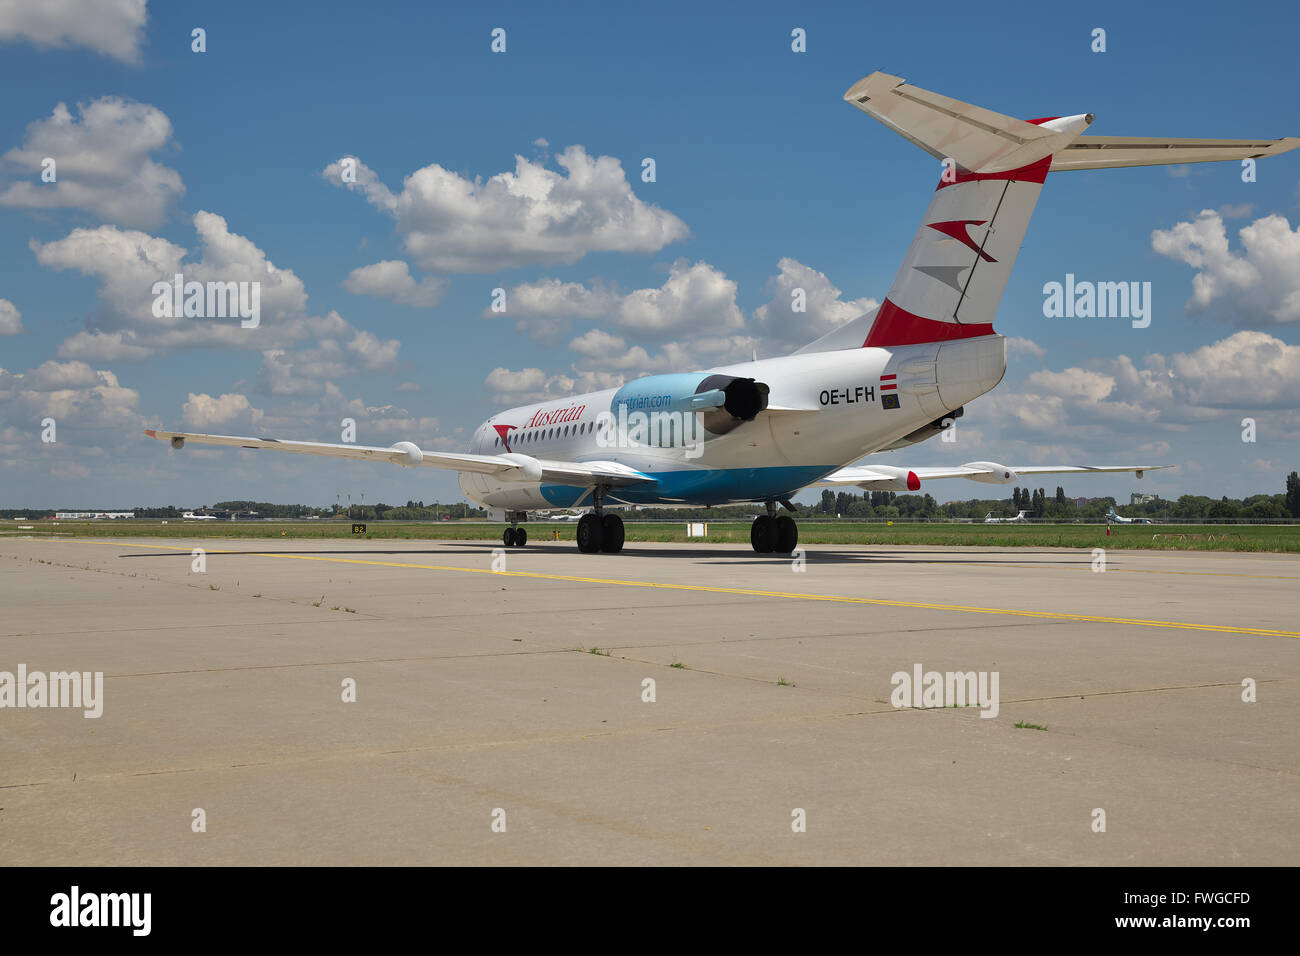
top-left (54, 511), bottom-right (135, 520)
top-left (1130, 492), bottom-right (1158, 505)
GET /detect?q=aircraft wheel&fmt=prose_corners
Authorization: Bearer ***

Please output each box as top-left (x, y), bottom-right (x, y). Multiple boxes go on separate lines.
top-left (774, 515), bottom-right (798, 554)
top-left (577, 513), bottom-right (604, 553)
top-left (600, 514), bottom-right (624, 553)
top-left (750, 515), bottom-right (776, 553)
top-left (515, 527), bottom-right (527, 547)
top-left (503, 527), bottom-right (516, 547)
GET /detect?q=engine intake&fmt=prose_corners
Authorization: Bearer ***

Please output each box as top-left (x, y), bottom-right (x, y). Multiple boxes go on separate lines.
top-left (705, 375), bottom-right (769, 420)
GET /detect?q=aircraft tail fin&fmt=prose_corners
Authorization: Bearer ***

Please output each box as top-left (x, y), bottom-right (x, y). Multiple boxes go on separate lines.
top-left (831, 71), bottom-right (1299, 352)
top-left (843, 72), bottom-right (1093, 349)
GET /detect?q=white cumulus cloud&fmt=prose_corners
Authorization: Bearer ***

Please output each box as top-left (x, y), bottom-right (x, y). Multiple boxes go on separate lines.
top-left (57, 329), bottom-right (154, 361)
top-left (0, 360), bottom-right (141, 434)
top-left (1152, 209), bottom-right (1300, 325)
top-left (483, 366), bottom-right (578, 404)
top-left (0, 298), bottom-right (22, 335)
top-left (343, 259), bottom-right (446, 308)
top-left (1, 97), bottom-right (183, 227)
top-left (33, 212), bottom-right (316, 352)
top-left (0, 0), bottom-right (147, 63)
top-left (752, 257), bottom-right (877, 348)
top-left (323, 145), bottom-right (689, 273)
top-left (1006, 336), bottom-right (1045, 360)
top-left (496, 260), bottom-right (743, 341)
top-left (181, 392), bottom-right (264, 430)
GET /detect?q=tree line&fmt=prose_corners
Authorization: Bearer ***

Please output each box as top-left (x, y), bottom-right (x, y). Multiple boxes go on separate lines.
top-left (4, 473), bottom-right (1297, 522)
top-left (812, 473), bottom-right (1300, 521)
top-left (0, 500), bottom-right (488, 520)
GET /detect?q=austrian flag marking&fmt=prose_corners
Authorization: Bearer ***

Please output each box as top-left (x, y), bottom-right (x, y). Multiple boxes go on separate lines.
top-left (880, 373), bottom-right (901, 410)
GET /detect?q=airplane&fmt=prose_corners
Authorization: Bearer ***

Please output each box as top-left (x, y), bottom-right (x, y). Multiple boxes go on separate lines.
top-left (1106, 507), bottom-right (1152, 525)
top-left (984, 511), bottom-right (1030, 524)
top-left (182, 511), bottom-right (218, 521)
top-left (146, 71), bottom-right (1297, 556)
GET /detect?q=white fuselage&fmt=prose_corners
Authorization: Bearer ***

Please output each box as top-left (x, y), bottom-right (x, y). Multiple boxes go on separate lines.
top-left (459, 335), bottom-right (1007, 511)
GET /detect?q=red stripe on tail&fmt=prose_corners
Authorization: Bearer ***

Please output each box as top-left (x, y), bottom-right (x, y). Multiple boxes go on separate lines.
top-left (936, 155), bottom-right (1051, 191)
top-left (863, 299), bottom-right (994, 348)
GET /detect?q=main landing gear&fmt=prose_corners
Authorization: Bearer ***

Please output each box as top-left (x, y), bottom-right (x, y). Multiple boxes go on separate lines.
top-left (503, 511), bottom-right (528, 547)
top-left (577, 486), bottom-right (624, 554)
top-left (751, 500), bottom-right (798, 554)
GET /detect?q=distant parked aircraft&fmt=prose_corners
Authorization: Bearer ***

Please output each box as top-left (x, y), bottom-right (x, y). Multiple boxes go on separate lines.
top-left (984, 510), bottom-right (1030, 524)
top-left (1106, 507), bottom-right (1152, 525)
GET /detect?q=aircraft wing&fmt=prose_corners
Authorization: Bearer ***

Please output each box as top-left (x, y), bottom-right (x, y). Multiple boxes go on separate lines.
top-left (144, 429), bottom-right (656, 488)
top-left (810, 461), bottom-right (1170, 491)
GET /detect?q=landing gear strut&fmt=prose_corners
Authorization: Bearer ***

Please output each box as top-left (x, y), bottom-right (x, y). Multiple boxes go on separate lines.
top-left (577, 486), bottom-right (624, 554)
top-left (751, 501), bottom-right (798, 554)
top-left (503, 511), bottom-right (528, 547)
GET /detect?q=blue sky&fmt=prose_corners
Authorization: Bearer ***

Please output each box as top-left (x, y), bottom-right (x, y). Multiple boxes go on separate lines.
top-left (1, 0), bottom-right (1298, 509)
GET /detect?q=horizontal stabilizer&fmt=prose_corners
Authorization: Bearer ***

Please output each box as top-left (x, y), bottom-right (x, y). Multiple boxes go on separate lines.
top-left (842, 72), bottom-right (1090, 173)
top-left (1051, 135), bottom-right (1300, 171)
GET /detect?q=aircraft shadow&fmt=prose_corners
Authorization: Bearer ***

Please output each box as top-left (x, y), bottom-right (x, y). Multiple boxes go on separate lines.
top-left (118, 543), bottom-right (1095, 568)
